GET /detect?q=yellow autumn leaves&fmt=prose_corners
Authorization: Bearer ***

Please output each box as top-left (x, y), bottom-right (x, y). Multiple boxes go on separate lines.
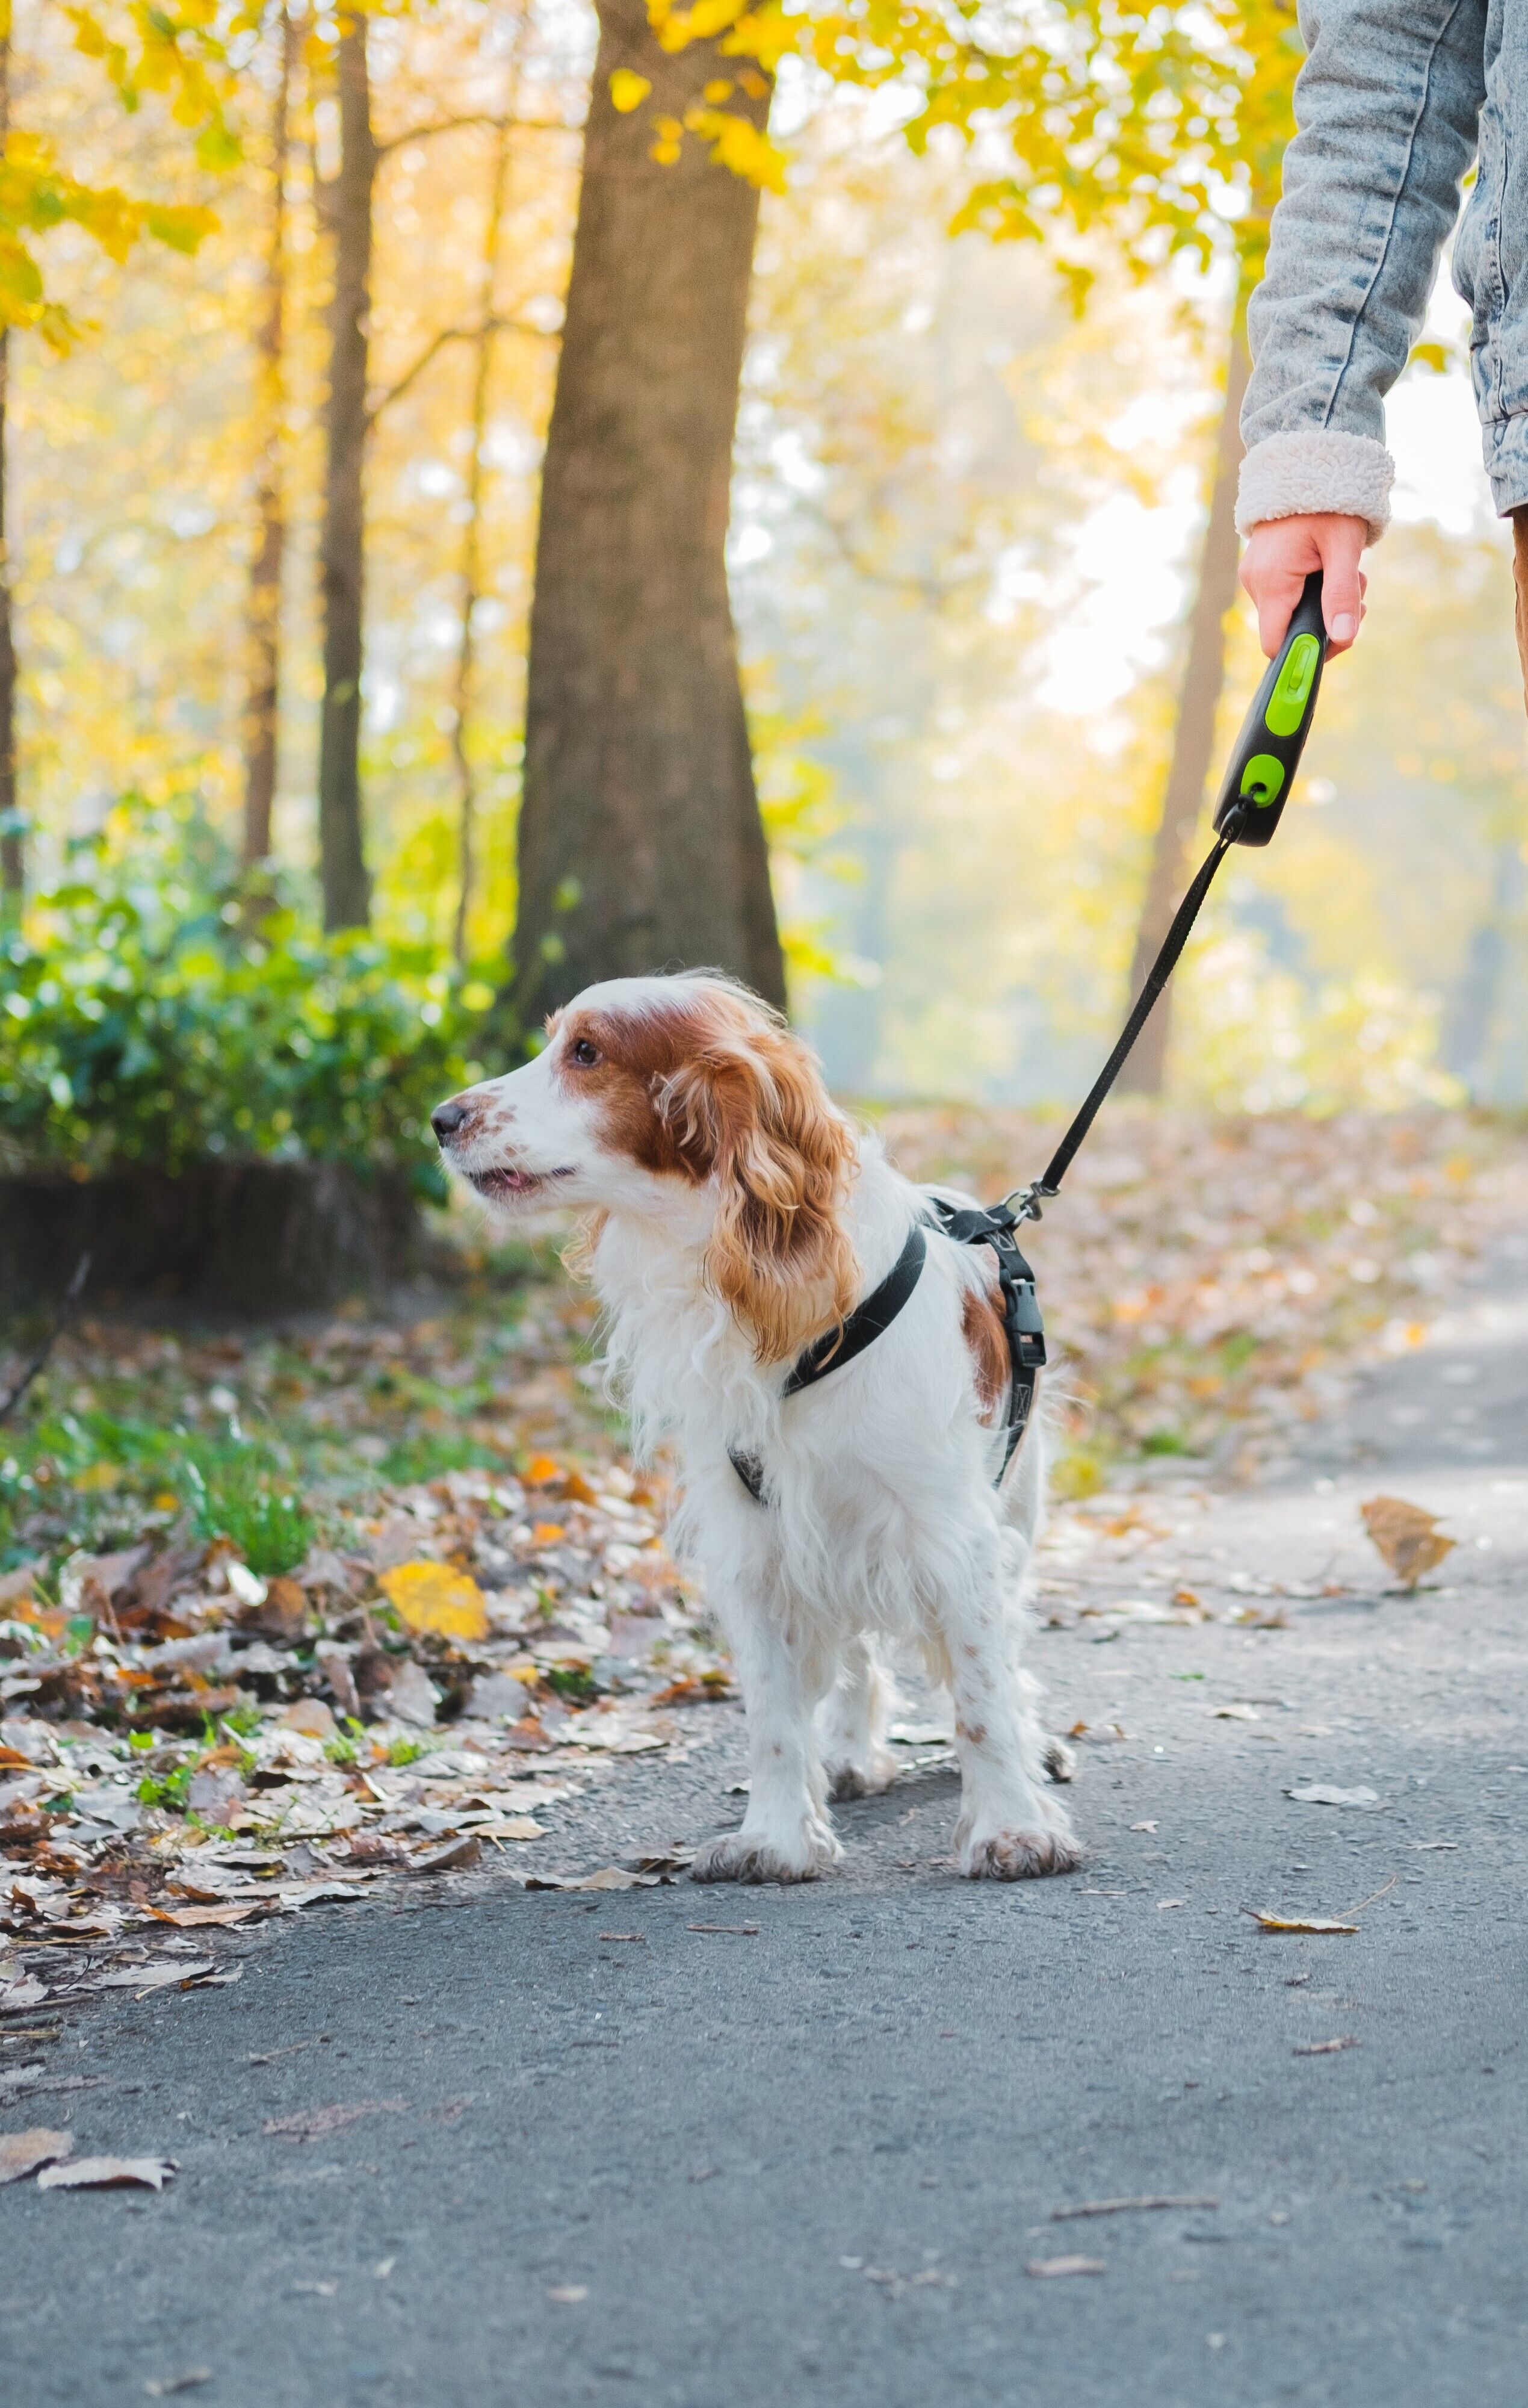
top-left (0, 135), bottom-right (214, 350)
top-left (607, 52), bottom-right (785, 193)
top-left (378, 1561), bottom-right (490, 1643)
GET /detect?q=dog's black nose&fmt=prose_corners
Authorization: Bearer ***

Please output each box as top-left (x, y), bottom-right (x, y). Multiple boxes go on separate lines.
top-left (431, 1099), bottom-right (469, 1141)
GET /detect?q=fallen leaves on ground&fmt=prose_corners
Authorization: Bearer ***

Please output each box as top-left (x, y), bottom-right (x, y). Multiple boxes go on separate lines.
top-left (37, 2153), bottom-right (176, 2189)
top-left (1243, 1910), bottom-right (1358, 1935)
top-left (1050, 2195), bottom-right (1218, 2220)
top-left (1246, 1875), bottom-right (1396, 1935)
top-left (1361, 1495), bottom-right (1455, 1588)
top-left (1025, 2254), bottom-right (1106, 2277)
top-left (142, 2369), bottom-right (212, 2398)
top-left (1293, 2037), bottom-right (1361, 2056)
top-left (378, 1562), bottom-right (490, 1642)
top-left (0, 2126), bottom-right (72, 2183)
top-left (146, 1902), bottom-right (260, 1928)
top-left (883, 1107), bottom-right (1528, 1479)
top-left (0, 1429), bottom-right (714, 1986)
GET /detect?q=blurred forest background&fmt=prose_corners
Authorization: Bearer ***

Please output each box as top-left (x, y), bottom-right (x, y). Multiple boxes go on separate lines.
top-left (2, 0), bottom-right (1526, 1195)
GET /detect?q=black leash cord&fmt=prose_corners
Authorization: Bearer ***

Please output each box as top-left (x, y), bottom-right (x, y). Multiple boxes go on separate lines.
top-left (1024, 805), bottom-right (1243, 1211)
top-left (1016, 570), bottom-right (1330, 1220)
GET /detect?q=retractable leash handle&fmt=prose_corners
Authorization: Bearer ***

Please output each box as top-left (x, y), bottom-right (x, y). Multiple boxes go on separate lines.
top-left (1213, 569), bottom-right (1328, 846)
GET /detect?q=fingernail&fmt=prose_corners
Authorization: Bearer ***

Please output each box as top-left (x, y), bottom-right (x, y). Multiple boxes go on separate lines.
top-left (1330, 613), bottom-right (1356, 642)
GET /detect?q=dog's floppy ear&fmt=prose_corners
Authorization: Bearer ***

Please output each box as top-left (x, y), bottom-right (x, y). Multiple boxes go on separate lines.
top-left (659, 1019), bottom-right (858, 1364)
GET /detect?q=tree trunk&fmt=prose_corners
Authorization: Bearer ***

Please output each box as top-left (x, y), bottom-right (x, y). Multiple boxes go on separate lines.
top-left (509, 0), bottom-right (785, 1029)
top-left (242, 2), bottom-right (295, 869)
top-left (316, 9), bottom-right (376, 931)
top-left (0, 27), bottom-right (20, 911)
top-left (451, 87), bottom-right (518, 966)
top-left (1116, 318), bottom-right (1251, 1096)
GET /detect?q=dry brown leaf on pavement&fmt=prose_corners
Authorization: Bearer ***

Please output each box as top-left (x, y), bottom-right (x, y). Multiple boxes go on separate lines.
top-left (146, 1903), bottom-right (261, 1928)
top-left (525, 1867), bottom-right (655, 1892)
top-left (378, 1562), bottom-right (490, 1642)
top-left (1245, 1875), bottom-right (1394, 1935)
top-left (1025, 2255), bottom-right (1107, 2277)
top-left (1243, 1910), bottom-right (1358, 1934)
top-left (1361, 1496), bottom-right (1455, 1588)
top-left (38, 2154), bottom-right (177, 2190)
top-left (142, 2369), bottom-right (212, 2398)
top-left (1286, 1784), bottom-right (1379, 1808)
top-left (1050, 2195), bottom-right (1218, 2220)
top-left (0, 1975), bottom-right (48, 2011)
top-left (96, 1960), bottom-right (215, 1992)
top-left (407, 1835), bottom-right (482, 1873)
top-left (1293, 2037), bottom-right (1361, 2056)
top-left (0, 2127), bottom-right (72, 2183)
top-left (261, 2100), bottom-right (410, 2143)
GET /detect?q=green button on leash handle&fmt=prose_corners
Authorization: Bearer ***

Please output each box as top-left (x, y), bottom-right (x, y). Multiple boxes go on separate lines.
top-left (1212, 569), bottom-right (1328, 846)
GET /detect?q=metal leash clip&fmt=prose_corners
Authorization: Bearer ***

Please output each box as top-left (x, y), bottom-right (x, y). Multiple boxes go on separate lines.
top-left (998, 1181), bottom-right (1054, 1226)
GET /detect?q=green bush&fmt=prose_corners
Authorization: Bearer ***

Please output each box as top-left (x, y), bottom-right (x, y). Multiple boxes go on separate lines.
top-left (0, 808), bottom-right (499, 1189)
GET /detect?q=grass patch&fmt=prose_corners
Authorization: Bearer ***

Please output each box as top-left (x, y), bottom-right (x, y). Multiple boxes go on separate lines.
top-left (543, 1663), bottom-right (598, 1705)
top-left (375, 1432), bottom-right (503, 1486)
top-left (136, 1763), bottom-right (195, 1811)
top-left (183, 1457), bottom-right (314, 1575)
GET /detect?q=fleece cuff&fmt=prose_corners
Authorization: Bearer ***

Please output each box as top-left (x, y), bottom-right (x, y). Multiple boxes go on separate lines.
top-left (1235, 429), bottom-right (1394, 545)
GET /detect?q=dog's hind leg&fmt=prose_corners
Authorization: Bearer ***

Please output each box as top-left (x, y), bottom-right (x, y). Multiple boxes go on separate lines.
top-left (818, 1635), bottom-right (897, 1801)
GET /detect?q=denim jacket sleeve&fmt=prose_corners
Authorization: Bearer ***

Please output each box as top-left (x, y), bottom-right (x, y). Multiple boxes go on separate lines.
top-left (1238, 0), bottom-right (1488, 541)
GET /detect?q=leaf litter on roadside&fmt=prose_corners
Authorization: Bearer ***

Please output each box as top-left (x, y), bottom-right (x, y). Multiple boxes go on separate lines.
top-left (0, 1287), bottom-right (726, 1987)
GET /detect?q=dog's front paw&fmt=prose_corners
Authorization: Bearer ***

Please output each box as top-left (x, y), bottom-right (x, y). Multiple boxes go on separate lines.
top-left (691, 1820), bottom-right (841, 1885)
top-left (824, 1746), bottom-right (897, 1804)
top-left (956, 1823), bottom-right (1081, 1881)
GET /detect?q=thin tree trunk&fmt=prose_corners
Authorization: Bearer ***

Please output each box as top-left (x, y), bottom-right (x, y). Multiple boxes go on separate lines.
top-left (1116, 317), bottom-right (1251, 1096)
top-left (451, 85), bottom-right (518, 965)
top-left (509, 0), bottom-right (785, 1027)
top-left (0, 25), bottom-right (20, 910)
top-left (242, 2), bottom-right (295, 868)
top-left (317, 8), bottom-right (376, 931)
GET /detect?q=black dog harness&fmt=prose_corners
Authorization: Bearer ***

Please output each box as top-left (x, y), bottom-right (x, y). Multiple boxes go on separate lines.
top-left (728, 1202), bottom-right (1045, 1504)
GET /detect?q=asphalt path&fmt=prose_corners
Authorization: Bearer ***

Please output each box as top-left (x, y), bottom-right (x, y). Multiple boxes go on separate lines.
top-left (4, 1235), bottom-right (1527, 2407)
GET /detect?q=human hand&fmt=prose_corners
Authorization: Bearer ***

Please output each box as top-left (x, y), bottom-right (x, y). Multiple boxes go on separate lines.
top-left (1240, 513), bottom-right (1367, 659)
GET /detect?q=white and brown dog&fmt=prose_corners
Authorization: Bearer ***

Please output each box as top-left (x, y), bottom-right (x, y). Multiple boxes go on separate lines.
top-left (431, 973), bottom-right (1078, 1885)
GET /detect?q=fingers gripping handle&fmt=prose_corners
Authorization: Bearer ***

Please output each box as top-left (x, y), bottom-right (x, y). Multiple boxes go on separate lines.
top-left (1213, 570), bottom-right (1328, 848)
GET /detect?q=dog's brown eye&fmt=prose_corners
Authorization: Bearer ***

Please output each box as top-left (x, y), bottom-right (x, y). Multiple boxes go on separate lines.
top-left (569, 1037), bottom-right (599, 1067)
